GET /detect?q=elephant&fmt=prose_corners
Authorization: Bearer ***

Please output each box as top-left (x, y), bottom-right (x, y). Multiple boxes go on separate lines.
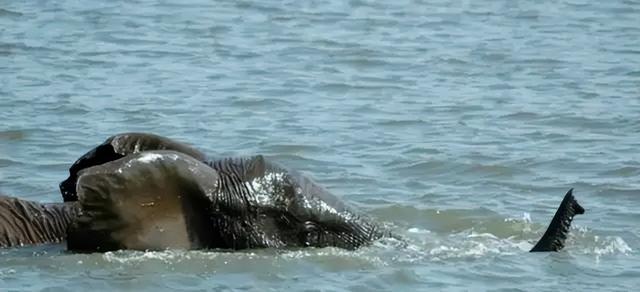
top-left (0, 194), bottom-right (78, 247)
top-left (1, 133), bottom-right (584, 253)
top-left (59, 132), bottom-right (207, 202)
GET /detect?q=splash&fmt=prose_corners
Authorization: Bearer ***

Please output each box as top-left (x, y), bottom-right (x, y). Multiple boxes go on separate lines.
top-left (593, 236), bottom-right (633, 256)
top-left (101, 250), bottom-right (225, 264)
top-left (103, 250), bottom-right (184, 264)
top-left (93, 220), bottom-right (633, 269)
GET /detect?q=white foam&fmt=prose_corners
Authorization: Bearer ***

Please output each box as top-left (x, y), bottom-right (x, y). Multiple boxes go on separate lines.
top-left (407, 227), bottom-right (431, 234)
top-left (522, 212), bottom-right (532, 223)
top-left (593, 236), bottom-right (633, 256)
top-left (467, 232), bottom-right (499, 240)
top-left (102, 250), bottom-right (219, 264)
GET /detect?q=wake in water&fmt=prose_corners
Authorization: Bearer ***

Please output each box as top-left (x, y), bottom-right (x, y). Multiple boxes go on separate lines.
top-left (0, 186), bottom-right (628, 272)
top-left (91, 226), bottom-right (630, 268)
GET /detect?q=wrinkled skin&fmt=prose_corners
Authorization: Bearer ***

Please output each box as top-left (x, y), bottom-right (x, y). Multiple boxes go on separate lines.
top-left (1, 133), bottom-right (584, 252)
top-left (66, 151), bottom-right (383, 252)
top-left (0, 195), bottom-right (78, 247)
top-left (60, 133), bottom-right (380, 251)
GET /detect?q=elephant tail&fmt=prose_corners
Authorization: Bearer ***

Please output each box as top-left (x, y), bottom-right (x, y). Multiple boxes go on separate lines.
top-left (530, 189), bottom-right (585, 252)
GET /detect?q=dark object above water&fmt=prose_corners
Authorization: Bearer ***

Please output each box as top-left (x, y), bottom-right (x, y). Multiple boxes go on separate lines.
top-left (530, 189), bottom-right (585, 252)
top-left (65, 150), bottom-right (383, 252)
top-left (2, 133), bottom-right (585, 253)
top-left (59, 132), bottom-right (206, 202)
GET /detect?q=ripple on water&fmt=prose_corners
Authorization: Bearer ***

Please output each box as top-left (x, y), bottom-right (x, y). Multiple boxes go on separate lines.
top-left (0, 130), bottom-right (27, 141)
top-left (2, 0), bottom-right (640, 290)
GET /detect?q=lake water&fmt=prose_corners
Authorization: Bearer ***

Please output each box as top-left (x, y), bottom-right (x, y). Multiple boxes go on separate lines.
top-left (1, 0), bottom-right (639, 290)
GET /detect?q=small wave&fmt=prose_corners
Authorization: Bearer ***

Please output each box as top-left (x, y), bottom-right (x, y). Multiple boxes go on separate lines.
top-left (370, 207), bottom-right (635, 261)
top-left (425, 229), bottom-right (532, 261)
top-left (591, 236), bottom-right (633, 256)
top-left (0, 157), bottom-right (27, 168)
top-left (598, 166), bottom-right (640, 177)
top-left (499, 111), bottom-right (543, 121)
top-left (376, 119), bottom-right (428, 127)
top-left (0, 42), bottom-right (71, 55)
top-left (103, 250), bottom-right (202, 264)
top-left (262, 143), bottom-right (324, 155)
top-left (427, 241), bottom-right (518, 260)
top-left (31, 223), bottom-right (632, 272)
top-left (0, 8), bottom-right (23, 17)
top-left (278, 248), bottom-right (388, 268)
top-left (0, 268), bottom-right (16, 276)
top-left (434, 56), bottom-right (470, 66)
top-left (229, 97), bottom-right (294, 108)
top-left (385, 159), bottom-right (528, 180)
top-left (515, 57), bottom-right (568, 66)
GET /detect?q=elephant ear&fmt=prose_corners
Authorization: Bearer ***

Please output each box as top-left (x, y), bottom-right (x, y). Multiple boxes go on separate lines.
top-left (66, 150), bottom-right (219, 252)
top-left (59, 133), bottom-right (207, 202)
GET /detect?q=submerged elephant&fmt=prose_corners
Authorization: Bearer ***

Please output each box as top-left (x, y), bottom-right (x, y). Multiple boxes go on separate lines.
top-left (1, 133), bottom-right (584, 252)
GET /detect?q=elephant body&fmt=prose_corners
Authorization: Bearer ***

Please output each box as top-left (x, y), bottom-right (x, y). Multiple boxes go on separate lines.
top-left (66, 151), bottom-right (383, 252)
top-left (1, 133), bottom-right (584, 253)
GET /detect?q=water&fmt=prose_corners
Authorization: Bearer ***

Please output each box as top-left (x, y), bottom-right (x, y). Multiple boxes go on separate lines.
top-left (1, 0), bottom-right (639, 290)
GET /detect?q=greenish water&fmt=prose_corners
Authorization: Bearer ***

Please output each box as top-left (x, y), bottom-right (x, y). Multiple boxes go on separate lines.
top-left (1, 0), bottom-right (638, 290)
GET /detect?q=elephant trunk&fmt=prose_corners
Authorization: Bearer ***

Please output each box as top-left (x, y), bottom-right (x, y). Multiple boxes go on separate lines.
top-left (0, 195), bottom-right (79, 248)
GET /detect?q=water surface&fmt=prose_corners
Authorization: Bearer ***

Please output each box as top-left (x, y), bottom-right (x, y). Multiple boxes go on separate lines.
top-left (1, 0), bottom-right (639, 290)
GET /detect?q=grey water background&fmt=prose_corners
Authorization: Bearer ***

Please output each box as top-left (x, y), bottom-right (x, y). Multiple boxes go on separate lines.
top-left (1, 0), bottom-right (639, 290)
